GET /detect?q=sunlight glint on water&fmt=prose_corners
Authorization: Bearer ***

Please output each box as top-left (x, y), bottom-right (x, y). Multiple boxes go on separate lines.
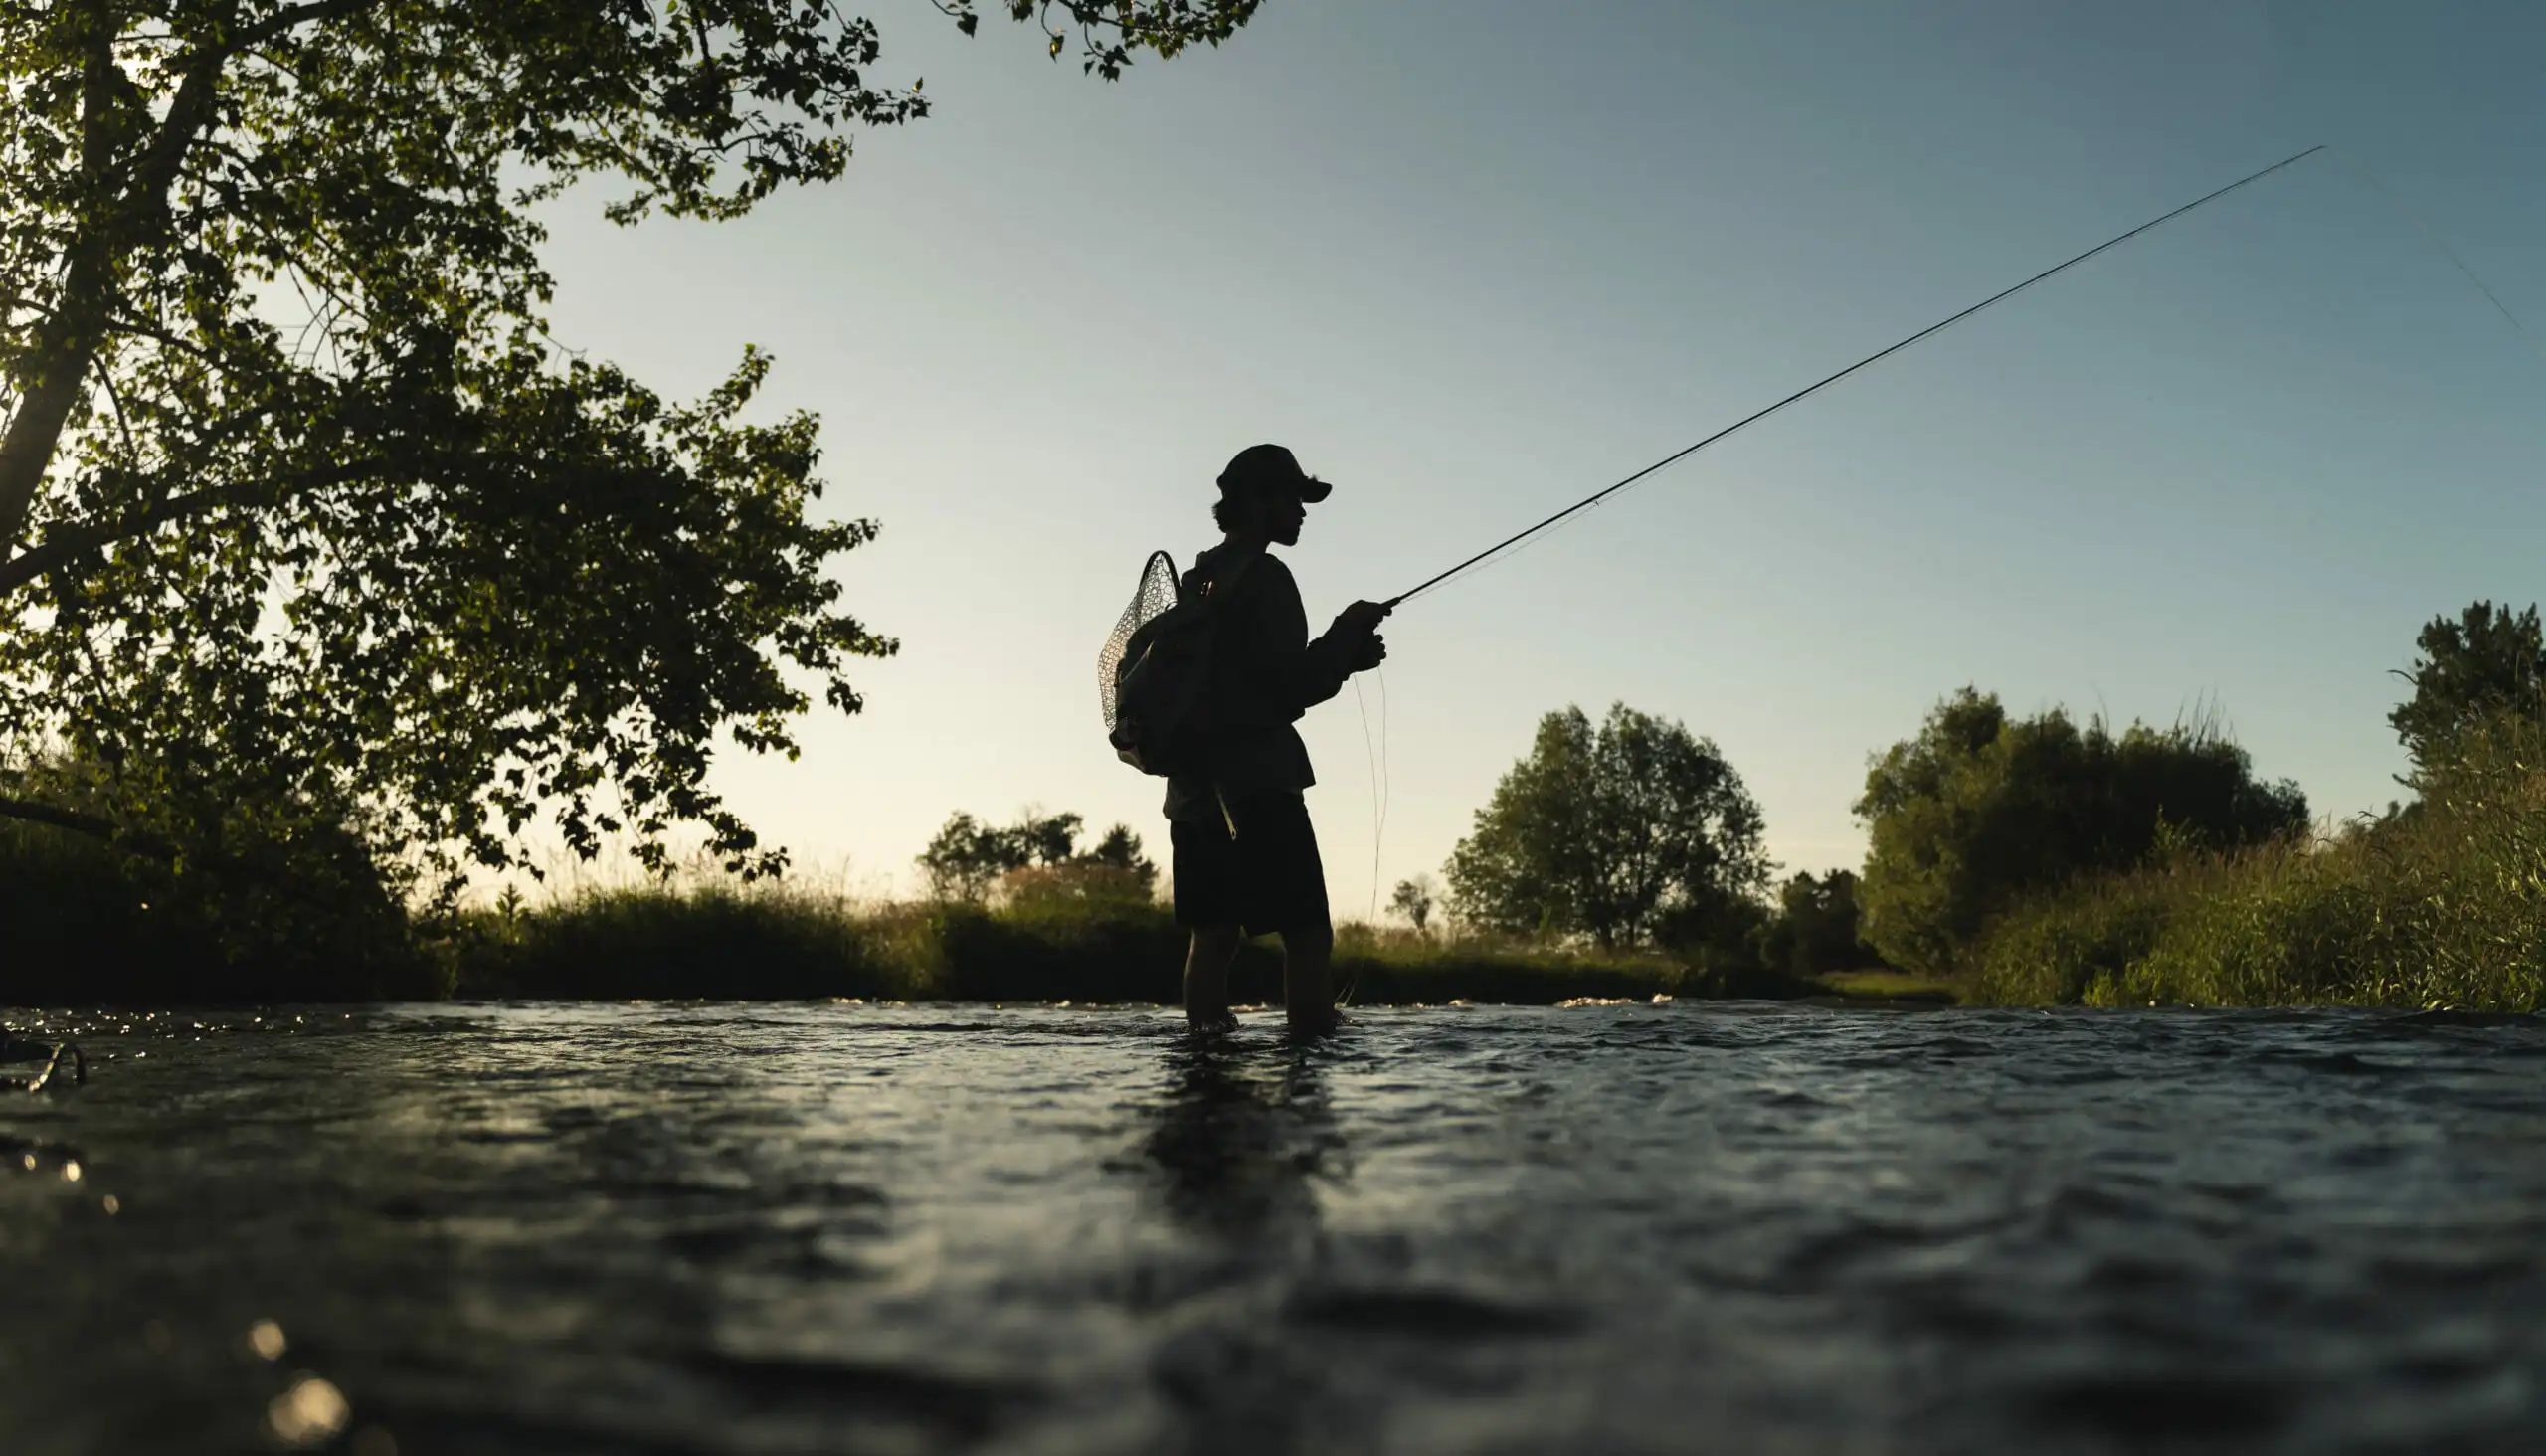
top-left (1, 1001), bottom-right (2541, 1454)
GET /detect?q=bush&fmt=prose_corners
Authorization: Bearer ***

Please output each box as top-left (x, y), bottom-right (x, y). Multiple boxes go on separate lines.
top-left (1857, 689), bottom-right (2309, 977)
top-left (0, 819), bottom-right (203, 1003)
top-left (445, 894), bottom-right (1809, 1006)
top-left (456, 883), bottom-right (896, 1000)
top-left (1970, 713), bottom-right (2546, 1011)
top-left (1970, 870), bottom-right (2176, 1006)
top-left (0, 814), bottom-right (437, 1003)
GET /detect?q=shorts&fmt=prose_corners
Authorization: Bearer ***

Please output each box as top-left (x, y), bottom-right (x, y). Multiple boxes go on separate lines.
top-left (1171, 793), bottom-right (1331, 937)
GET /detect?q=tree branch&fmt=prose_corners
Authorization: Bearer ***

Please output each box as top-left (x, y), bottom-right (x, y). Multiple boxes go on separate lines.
top-left (0, 795), bottom-right (176, 858)
top-left (0, 458), bottom-right (383, 599)
top-left (228, 0), bottom-right (383, 54)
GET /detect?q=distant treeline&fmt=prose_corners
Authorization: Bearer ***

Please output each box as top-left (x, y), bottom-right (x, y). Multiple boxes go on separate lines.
top-left (0, 791), bottom-right (1813, 1006)
top-left (1395, 600), bottom-right (2544, 1013)
top-left (5, 600), bottom-right (2541, 1010)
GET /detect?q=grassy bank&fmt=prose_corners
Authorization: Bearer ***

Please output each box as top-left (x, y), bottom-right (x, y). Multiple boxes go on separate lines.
top-left (1969, 719), bottom-right (2546, 1011)
top-left (0, 817), bottom-right (442, 1004)
top-left (449, 883), bottom-right (1813, 1005)
top-left (0, 814), bottom-right (1828, 1004)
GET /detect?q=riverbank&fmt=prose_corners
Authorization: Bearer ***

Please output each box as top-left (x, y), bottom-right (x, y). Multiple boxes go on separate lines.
top-left (0, 819), bottom-right (1845, 1005)
top-left (1964, 718), bottom-right (2546, 1013)
top-left (443, 885), bottom-right (1826, 1006)
top-left (25, 734), bottom-right (2544, 1014)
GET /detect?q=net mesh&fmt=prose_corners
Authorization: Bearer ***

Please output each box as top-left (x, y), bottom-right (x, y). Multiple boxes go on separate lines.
top-left (1098, 550), bottom-right (1182, 729)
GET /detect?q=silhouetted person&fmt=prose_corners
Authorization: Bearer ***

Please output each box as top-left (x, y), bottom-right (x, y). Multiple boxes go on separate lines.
top-left (1170, 445), bottom-right (1389, 1036)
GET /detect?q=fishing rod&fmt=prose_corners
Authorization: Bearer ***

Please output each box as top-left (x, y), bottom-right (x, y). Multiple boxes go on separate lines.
top-left (1385, 144), bottom-right (2328, 609)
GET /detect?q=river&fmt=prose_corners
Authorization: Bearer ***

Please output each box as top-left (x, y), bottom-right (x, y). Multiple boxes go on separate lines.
top-left (2, 1002), bottom-right (2541, 1454)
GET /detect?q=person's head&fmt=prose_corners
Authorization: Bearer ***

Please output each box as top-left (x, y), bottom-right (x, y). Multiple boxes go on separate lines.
top-left (1212, 444), bottom-right (1331, 547)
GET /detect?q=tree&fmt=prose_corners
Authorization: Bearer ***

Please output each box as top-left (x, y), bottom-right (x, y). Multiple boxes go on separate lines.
top-left (917, 808), bottom-right (1152, 903)
top-left (1083, 823), bottom-right (1156, 884)
top-left (1387, 874), bottom-right (1436, 934)
top-left (1855, 688), bottom-right (2310, 976)
top-left (1447, 703), bottom-right (1770, 950)
top-left (2391, 602), bottom-right (2546, 781)
top-left (0, 1), bottom-right (1259, 903)
top-left (918, 809), bottom-right (1076, 902)
top-left (1754, 869), bottom-right (1877, 978)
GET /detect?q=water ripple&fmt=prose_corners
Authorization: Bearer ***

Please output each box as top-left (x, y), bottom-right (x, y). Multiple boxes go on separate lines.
top-left (1, 1002), bottom-right (2541, 1453)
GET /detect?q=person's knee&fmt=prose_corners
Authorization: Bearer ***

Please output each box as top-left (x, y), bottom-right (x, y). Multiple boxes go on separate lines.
top-left (1188, 926), bottom-right (1241, 962)
top-left (1281, 920), bottom-right (1333, 959)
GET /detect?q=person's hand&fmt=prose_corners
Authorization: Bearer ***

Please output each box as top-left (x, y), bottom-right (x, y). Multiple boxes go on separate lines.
top-left (1353, 633), bottom-right (1387, 671)
top-left (1333, 599), bottom-right (1392, 637)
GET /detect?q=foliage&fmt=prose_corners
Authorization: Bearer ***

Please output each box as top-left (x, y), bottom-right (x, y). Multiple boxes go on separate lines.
top-left (1447, 703), bottom-right (1770, 950)
top-left (0, 804), bottom-right (432, 1001)
top-left (916, 808), bottom-right (1154, 902)
top-left (452, 890), bottom-right (1774, 1006)
top-left (0, 824), bottom-right (1857, 1007)
top-left (2390, 601), bottom-right (2546, 781)
top-left (919, 810), bottom-right (1071, 901)
top-left (1855, 689), bottom-right (2309, 977)
top-left (1000, 860), bottom-right (1157, 910)
top-left (1081, 822), bottom-right (1157, 883)
top-left (1754, 869), bottom-right (1880, 978)
top-left (453, 880), bottom-right (892, 1000)
top-left (1386, 874), bottom-right (1436, 934)
top-left (0, 1), bottom-right (1258, 905)
top-left (935, 1), bottom-right (1258, 72)
top-left (1971, 710), bottom-right (2546, 1012)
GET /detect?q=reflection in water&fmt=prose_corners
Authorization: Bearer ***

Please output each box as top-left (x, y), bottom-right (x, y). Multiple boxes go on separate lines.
top-left (1134, 1042), bottom-right (1354, 1456)
top-left (1142, 1041), bottom-right (1346, 1245)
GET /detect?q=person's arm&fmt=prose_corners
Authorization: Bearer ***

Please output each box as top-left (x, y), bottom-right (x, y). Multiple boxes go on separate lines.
top-left (1247, 563), bottom-right (1383, 715)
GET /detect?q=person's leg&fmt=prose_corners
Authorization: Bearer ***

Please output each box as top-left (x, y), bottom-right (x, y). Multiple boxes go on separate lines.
top-left (1277, 919), bottom-right (1338, 1035)
top-left (1227, 793), bottom-right (1339, 1036)
top-left (1169, 807), bottom-right (1244, 1031)
top-left (1184, 925), bottom-right (1241, 1030)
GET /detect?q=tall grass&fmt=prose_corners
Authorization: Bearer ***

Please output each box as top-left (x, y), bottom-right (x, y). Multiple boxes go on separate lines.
top-left (450, 883), bottom-right (1754, 1005)
top-left (1972, 716), bottom-right (2546, 1011)
top-left (3, 813), bottom-right (1796, 1005)
top-left (2, 804), bottom-right (443, 1003)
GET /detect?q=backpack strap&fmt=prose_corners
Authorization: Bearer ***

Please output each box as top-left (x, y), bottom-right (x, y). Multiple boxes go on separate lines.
top-left (1188, 546), bottom-right (1258, 608)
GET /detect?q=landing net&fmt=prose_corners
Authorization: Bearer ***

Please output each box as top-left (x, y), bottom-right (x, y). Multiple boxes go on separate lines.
top-left (1098, 550), bottom-right (1181, 730)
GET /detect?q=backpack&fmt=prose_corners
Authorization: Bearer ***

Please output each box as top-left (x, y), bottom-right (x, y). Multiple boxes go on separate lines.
top-left (1098, 548), bottom-right (1254, 777)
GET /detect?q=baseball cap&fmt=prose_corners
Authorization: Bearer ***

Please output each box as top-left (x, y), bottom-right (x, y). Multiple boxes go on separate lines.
top-left (1216, 443), bottom-right (1333, 504)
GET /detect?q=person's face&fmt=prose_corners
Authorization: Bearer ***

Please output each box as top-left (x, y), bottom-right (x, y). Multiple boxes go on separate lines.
top-left (1263, 490), bottom-right (1307, 546)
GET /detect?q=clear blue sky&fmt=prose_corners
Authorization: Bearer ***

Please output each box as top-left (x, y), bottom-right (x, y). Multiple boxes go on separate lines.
top-left (534, 0), bottom-right (2546, 909)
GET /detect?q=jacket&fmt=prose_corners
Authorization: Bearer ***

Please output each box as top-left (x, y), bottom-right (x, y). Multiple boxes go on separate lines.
top-left (1162, 543), bottom-right (1359, 822)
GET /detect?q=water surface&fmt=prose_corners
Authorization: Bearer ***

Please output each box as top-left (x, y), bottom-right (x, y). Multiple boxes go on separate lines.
top-left (3, 1002), bottom-right (2541, 1454)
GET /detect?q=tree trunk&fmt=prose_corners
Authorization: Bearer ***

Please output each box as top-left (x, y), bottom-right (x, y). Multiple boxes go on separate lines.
top-left (0, 3), bottom-right (233, 554)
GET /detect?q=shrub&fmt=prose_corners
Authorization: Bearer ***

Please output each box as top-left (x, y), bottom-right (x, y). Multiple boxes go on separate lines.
top-left (1970, 712), bottom-right (2546, 1011)
top-left (1857, 689), bottom-right (2308, 977)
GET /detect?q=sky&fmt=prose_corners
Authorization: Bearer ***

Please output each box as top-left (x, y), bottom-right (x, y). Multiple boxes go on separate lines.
top-left (529, 0), bottom-right (2546, 911)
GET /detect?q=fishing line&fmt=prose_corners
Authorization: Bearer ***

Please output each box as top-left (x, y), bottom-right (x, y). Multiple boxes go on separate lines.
top-left (1385, 144), bottom-right (2330, 609)
top-left (2322, 147), bottom-right (2546, 369)
top-left (1352, 672), bottom-right (1383, 921)
top-left (1328, 143), bottom-right (2532, 992)
top-left (1337, 668), bottom-right (1390, 1011)
top-left (1336, 145), bottom-right (2322, 979)
top-left (1376, 665), bottom-right (1391, 876)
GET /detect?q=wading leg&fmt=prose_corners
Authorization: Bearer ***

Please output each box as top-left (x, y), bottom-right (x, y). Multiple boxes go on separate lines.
top-left (1184, 926), bottom-right (1240, 1031)
top-left (1278, 921), bottom-right (1338, 1036)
